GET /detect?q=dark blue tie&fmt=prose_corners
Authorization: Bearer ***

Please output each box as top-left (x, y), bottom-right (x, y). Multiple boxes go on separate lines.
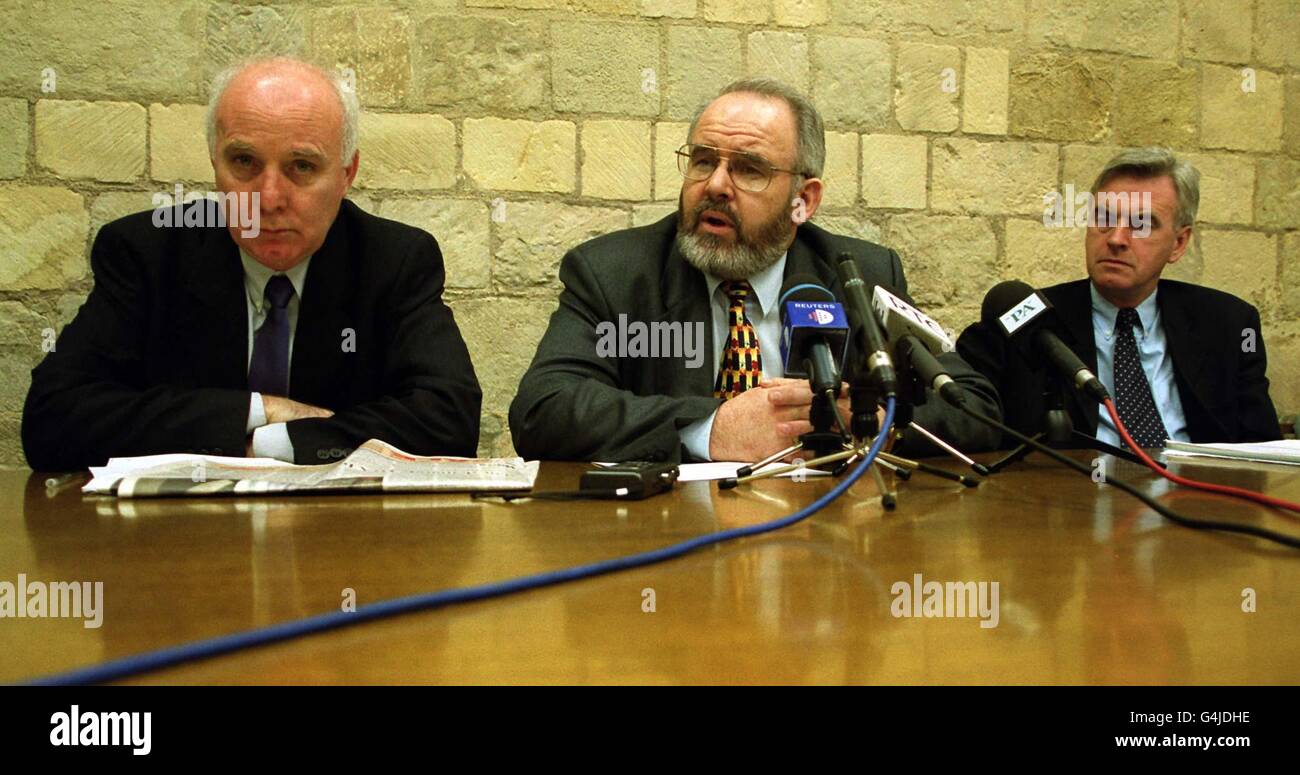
top-left (1113, 307), bottom-right (1168, 448)
top-left (248, 275), bottom-right (294, 396)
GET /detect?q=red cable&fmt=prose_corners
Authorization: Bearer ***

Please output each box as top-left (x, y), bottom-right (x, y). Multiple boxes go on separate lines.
top-left (1104, 398), bottom-right (1300, 514)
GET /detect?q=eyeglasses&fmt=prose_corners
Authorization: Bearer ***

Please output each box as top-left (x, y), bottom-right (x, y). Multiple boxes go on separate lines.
top-left (675, 144), bottom-right (803, 193)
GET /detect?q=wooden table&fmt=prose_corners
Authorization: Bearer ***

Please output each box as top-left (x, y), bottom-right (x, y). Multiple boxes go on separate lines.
top-left (3, 452), bottom-right (1298, 684)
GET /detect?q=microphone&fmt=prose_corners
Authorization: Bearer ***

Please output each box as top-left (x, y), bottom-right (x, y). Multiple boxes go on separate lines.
top-left (835, 253), bottom-right (898, 398)
top-left (872, 285), bottom-right (955, 354)
top-left (894, 335), bottom-right (965, 407)
top-left (779, 274), bottom-right (849, 395)
top-left (981, 280), bottom-right (1109, 404)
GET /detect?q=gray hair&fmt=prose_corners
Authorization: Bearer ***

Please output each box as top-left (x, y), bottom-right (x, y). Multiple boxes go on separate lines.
top-left (1091, 147), bottom-right (1200, 231)
top-left (206, 57), bottom-right (360, 166)
top-left (688, 77), bottom-right (826, 179)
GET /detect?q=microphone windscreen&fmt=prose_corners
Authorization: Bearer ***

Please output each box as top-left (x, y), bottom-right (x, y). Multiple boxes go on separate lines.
top-left (981, 280), bottom-right (1036, 325)
top-left (780, 273), bottom-right (835, 303)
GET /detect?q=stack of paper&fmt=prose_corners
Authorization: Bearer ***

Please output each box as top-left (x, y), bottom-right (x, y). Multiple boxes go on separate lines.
top-left (1163, 439), bottom-right (1300, 467)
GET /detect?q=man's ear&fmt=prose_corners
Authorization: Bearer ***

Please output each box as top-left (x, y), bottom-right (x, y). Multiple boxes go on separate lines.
top-left (792, 177), bottom-right (823, 224)
top-left (342, 150), bottom-right (360, 190)
top-left (1167, 224), bottom-right (1192, 265)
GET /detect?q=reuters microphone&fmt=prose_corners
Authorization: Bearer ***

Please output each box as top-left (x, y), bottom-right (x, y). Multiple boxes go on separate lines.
top-left (779, 274), bottom-right (849, 396)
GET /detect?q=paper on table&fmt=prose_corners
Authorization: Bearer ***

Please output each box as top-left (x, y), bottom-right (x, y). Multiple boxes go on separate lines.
top-left (675, 461), bottom-right (832, 482)
top-left (1163, 439), bottom-right (1300, 466)
top-left (84, 439), bottom-right (541, 496)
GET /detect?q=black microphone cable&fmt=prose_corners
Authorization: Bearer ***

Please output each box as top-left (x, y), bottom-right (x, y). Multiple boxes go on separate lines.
top-left (908, 365), bottom-right (1300, 550)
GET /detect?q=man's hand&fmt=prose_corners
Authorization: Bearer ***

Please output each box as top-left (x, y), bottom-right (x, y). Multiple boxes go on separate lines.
top-left (708, 378), bottom-right (854, 462)
top-left (261, 395), bottom-right (334, 424)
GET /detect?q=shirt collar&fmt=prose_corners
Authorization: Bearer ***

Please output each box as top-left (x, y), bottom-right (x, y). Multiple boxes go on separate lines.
top-left (240, 250), bottom-right (312, 312)
top-left (1090, 281), bottom-right (1159, 336)
top-left (704, 252), bottom-right (788, 317)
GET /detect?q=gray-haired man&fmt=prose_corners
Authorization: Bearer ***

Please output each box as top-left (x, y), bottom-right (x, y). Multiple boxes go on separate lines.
top-left (511, 78), bottom-right (1001, 463)
top-left (23, 57), bottom-right (481, 469)
top-left (957, 147), bottom-right (1280, 447)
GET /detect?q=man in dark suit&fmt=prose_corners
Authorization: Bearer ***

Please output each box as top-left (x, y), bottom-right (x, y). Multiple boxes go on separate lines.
top-left (23, 57), bottom-right (481, 470)
top-left (510, 79), bottom-right (1001, 463)
top-left (957, 148), bottom-right (1279, 448)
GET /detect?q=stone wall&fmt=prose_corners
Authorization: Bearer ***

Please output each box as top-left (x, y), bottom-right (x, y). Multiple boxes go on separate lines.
top-left (0, 0), bottom-right (1296, 464)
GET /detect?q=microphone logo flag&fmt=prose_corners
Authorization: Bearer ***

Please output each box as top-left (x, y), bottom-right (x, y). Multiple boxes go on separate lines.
top-left (998, 292), bottom-right (1048, 335)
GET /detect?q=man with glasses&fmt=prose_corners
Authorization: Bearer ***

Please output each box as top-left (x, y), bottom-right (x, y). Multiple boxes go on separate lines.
top-left (510, 79), bottom-right (1001, 463)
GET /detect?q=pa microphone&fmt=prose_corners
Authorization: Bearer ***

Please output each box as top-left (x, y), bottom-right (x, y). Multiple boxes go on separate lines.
top-left (779, 274), bottom-right (849, 395)
top-left (981, 280), bottom-right (1110, 404)
top-left (835, 253), bottom-right (898, 398)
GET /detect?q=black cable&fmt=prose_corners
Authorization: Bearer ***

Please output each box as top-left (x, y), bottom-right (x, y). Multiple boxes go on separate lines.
top-left (948, 397), bottom-right (1300, 550)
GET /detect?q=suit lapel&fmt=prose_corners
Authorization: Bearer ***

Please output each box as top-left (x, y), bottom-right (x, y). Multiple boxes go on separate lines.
top-left (1048, 280), bottom-right (1099, 433)
top-left (179, 227), bottom-right (248, 389)
top-left (291, 211), bottom-right (354, 406)
top-left (784, 231), bottom-right (841, 293)
top-left (660, 235), bottom-right (715, 396)
top-left (1157, 281), bottom-right (1221, 437)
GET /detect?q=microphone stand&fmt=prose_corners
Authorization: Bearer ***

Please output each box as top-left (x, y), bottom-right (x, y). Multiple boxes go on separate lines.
top-left (722, 361), bottom-right (979, 506)
top-left (904, 421), bottom-right (991, 476)
top-left (986, 374), bottom-right (1161, 473)
top-left (729, 385), bottom-right (846, 480)
top-left (720, 375), bottom-right (902, 507)
top-left (839, 357), bottom-right (981, 490)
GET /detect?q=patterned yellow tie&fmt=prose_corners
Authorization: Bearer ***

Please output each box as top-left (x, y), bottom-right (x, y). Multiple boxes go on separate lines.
top-left (714, 280), bottom-right (763, 400)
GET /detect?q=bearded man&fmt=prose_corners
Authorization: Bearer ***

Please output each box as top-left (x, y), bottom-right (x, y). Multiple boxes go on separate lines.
top-left (509, 79), bottom-right (1000, 463)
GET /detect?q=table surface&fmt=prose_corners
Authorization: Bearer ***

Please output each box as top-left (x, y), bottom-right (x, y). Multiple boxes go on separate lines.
top-left (3, 451), bottom-right (1298, 685)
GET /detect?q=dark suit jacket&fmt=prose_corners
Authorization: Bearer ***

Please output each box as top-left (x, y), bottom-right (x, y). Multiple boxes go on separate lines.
top-left (956, 278), bottom-right (1280, 447)
top-left (23, 199), bottom-right (482, 470)
top-left (509, 214), bottom-right (1003, 463)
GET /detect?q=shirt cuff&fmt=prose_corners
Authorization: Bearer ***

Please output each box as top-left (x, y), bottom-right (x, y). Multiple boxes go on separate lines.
top-left (679, 410), bottom-right (718, 462)
top-left (246, 392), bottom-right (267, 434)
top-left (251, 422), bottom-right (295, 462)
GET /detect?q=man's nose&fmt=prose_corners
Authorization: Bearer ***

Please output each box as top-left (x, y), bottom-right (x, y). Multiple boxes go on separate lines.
top-left (1107, 224), bottom-right (1131, 249)
top-left (258, 168), bottom-right (288, 212)
top-left (704, 159), bottom-right (734, 200)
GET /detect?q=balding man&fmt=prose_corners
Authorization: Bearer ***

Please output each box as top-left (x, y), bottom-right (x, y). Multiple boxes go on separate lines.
top-left (510, 79), bottom-right (1000, 463)
top-left (23, 57), bottom-right (481, 470)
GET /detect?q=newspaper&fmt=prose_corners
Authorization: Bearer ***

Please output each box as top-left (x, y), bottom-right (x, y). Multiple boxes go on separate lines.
top-left (83, 439), bottom-right (540, 498)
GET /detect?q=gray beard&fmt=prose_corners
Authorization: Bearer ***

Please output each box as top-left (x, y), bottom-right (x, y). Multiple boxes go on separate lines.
top-left (676, 211), bottom-right (790, 281)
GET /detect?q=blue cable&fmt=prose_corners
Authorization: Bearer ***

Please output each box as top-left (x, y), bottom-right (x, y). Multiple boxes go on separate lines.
top-left (31, 399), bottom-right (897, 686)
